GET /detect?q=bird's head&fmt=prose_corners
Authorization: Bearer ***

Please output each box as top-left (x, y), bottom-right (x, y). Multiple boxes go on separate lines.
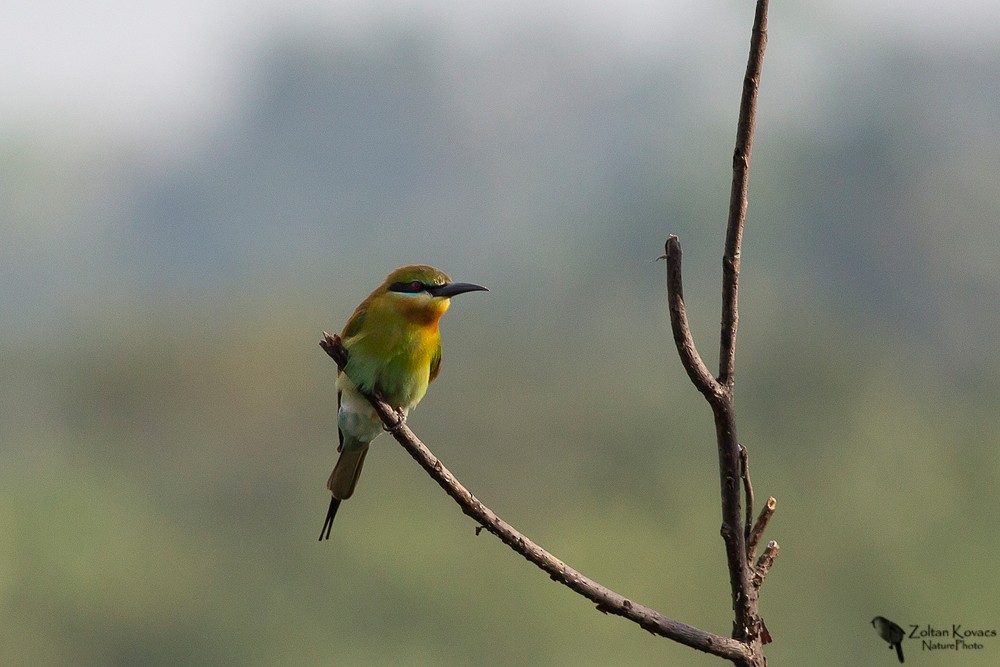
top-left (377, 265), bottom-right (487, 325)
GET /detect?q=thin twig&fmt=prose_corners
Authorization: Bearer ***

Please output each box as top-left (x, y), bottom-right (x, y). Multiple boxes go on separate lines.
top-left (663, 236), bottom-right (722, 402)
top-left (719, 0), bottom-right (768, 389)
top-left (320, 333), bottom-right (752, 664)
top-left (753, 541), bottom-right (779, 586)
top-left (738, 444), bottom-right (754, 543)
top-left (746, 496), bottom-right (776, 561)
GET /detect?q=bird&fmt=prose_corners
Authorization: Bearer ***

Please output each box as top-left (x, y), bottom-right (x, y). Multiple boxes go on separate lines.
top-left (871, 616), bottom-right (905, 663)
top-left (319, 265), bottom-right (487, 540)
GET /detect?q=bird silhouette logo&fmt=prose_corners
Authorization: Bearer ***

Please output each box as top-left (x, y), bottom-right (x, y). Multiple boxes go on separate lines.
top-left (871, 616), bottom-right (905, 663)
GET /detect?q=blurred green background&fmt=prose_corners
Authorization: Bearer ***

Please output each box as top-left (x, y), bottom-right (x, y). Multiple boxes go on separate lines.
top-left (3, 1), bottom-right (1000, 665)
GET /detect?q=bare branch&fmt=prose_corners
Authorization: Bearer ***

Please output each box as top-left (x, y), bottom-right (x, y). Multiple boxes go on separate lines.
top-left (747, 496), bottom-right (776, 561)
top-left (719, 0), bottom-right (768, 388)
top-left (663, 2), bottom-right (772, 662)
top-left (663, 236), bottom-right (723, 402)
top-left (753, 541), bottom-right (779, 586)
top-left (320, 333), bottom-right (752, 664)
top-left (712, 410), bottom-right (754, 639)
top-left (738, 444), bottom-right (754, 542)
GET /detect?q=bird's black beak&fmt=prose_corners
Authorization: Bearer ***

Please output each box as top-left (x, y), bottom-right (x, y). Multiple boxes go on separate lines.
top-left (428, 282), bottom-right (488, 298)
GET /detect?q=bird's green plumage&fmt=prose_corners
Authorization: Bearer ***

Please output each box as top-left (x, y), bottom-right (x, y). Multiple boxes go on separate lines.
top-left (339, 265), bottom-right (452, 407)
top-left (319, 265), bottom-right (486, 539)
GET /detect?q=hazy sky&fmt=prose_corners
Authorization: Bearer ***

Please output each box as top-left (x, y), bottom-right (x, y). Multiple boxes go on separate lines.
top-left (2, 0), bottom-right (998, 148)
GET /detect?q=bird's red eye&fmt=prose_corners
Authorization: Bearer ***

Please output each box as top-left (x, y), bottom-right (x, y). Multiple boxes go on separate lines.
top-left (389, 280), bottom-right (427, 294)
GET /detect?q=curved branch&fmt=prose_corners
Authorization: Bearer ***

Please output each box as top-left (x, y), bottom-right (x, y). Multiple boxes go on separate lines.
top-left (663, 236), bottom-right (723, 403)
top-left (320, 333), bottom-right (752, 665)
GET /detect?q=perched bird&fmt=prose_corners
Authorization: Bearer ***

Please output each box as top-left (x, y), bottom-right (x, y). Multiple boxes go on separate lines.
top-left (871, 616), bottom-right (906, 663)
top-left (319, 265), bottom-right (487, 539)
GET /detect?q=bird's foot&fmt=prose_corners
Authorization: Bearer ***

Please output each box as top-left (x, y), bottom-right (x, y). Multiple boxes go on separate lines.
top-left (384, 408), bottom-right (407, 433)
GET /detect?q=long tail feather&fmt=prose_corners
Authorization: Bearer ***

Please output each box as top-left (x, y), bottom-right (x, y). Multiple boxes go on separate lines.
top-left (318, 496), bottom-right (340, 541)
top-left (317, 444), bottom-right (369, 539)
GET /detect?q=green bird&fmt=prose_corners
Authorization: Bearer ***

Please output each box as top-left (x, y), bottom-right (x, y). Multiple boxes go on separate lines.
top-left (319, 265), bottom-right (487, 539)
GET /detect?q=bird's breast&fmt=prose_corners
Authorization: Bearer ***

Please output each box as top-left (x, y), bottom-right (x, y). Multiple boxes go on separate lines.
top-left (343, 324), bottom-right (439, 409)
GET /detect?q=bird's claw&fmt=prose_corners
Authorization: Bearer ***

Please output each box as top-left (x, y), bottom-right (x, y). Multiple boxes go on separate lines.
top-left (384, 408), bottom-right (406, 433)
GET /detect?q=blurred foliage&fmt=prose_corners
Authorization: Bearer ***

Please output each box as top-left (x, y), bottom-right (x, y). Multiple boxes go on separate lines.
top-left (3, 14), bottom-right (1000, 667)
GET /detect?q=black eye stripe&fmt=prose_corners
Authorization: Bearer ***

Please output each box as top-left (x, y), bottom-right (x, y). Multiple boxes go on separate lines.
top-left (389, 280), bottom-right (427, 294)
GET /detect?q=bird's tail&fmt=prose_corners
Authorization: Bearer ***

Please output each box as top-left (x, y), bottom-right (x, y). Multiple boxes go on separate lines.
top-left (317, 443), bottom-right (370, 540)
top-left (895, 642), bottom-right (904, 663)
top-left (327, 444), bottom-right (370, 499)
top-left (318, 496), bottom-right (340, 541)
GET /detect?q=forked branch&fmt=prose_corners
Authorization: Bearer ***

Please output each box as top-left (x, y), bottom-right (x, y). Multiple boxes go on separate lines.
top-left (662, 0), bottom-right (776, 664)
top-left (320, 1), bottom-right (776, 665)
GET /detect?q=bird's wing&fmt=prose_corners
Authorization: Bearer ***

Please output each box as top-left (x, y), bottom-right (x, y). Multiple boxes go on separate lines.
top-left (428, 341), bottom-right (442, 383)
top-left (336, 389), bottom-right (344, 452)
top-left (341, 305), bottom-right (368, 340)
top-left (338, 305), bottom-right (370, 380)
